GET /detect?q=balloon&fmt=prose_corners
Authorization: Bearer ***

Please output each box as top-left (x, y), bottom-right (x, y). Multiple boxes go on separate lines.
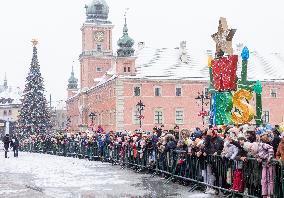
top-left (241, 47), bottom-right (249, 60)
top-left (253, 80), bottom-right (263, 94)
top-left (231, 89), bottom-right (254, 124)
top-left (215, 92), bottom-right (233, 125)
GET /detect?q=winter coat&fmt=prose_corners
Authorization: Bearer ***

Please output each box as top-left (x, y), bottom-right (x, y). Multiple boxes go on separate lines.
top-left (11, 137), bottom-right (19, 149)
top-left (151, 135), bottom-right (159, 147)
top-left (2, 135), bottom-right (10, 150)
top-left (271, 135), bottom-right (281, 156)
top-left (222, 141), bottom-right (239, 160)
top-left (165, 140), bottom-right (176, 152)
top-left (204, 135), bottom-right (224, 155)
top-left (232, 141), bottom-right (248, 161)
top-left (256, 142), bottom-right (274, 164)
top-left (276, 138), bottom-right (284, 165)
top-left (163, 134), bottom-right (177, 152)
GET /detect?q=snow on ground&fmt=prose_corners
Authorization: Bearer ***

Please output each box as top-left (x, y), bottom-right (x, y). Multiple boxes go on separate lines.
top-left (0, 152), bottom-right (214, 198)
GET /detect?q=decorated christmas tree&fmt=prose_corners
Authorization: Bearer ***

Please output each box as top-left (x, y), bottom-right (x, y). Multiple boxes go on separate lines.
top-left (18, 39), bottom-right (52, 137)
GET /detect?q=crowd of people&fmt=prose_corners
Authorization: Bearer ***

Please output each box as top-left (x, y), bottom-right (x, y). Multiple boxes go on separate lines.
top-left (8, 124), bottom-right (284, 197)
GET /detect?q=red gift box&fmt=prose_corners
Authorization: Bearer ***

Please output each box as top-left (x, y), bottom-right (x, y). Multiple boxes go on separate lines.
top-left (212, 55), bottom-right (238, 91)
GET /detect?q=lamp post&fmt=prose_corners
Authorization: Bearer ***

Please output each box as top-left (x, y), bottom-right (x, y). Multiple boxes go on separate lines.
top-left (195, 91), bottom-right (210, 127)
top-left (89, 112), bottom-right (96, 131)
top-left (136, 100), bottom-right (145, 129)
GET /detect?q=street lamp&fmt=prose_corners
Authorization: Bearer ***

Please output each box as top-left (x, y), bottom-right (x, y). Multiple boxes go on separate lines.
top-left (136, 100), bottom-right (145, 129)
top-left (89, 112), bottom-right (96, 130)
top-left (195, 91), bottom-right (210, 127)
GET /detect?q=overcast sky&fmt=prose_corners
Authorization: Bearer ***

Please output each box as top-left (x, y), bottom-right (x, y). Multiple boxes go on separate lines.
top-left (0, 0), bottom-right (284, 105)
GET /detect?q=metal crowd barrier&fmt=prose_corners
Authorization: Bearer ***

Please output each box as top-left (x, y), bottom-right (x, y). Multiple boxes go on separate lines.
top-left (20, 142), bottom-right (284, 198)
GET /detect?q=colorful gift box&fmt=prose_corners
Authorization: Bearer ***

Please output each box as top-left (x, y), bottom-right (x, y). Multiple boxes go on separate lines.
top-left (212, 55), bottom-right (238, 91)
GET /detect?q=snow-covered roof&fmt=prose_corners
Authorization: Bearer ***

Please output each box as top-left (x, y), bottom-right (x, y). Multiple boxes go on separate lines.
top-left (132, 46), bottom-right (208, 80)
top-left (245, 51), bottom-right (284, 81)
top-left (0, 86), bottom-right (22, 106)
top-left (123, 46), bottom-right (284, 82)
top-left (67, 45), bottom-right (284, 101)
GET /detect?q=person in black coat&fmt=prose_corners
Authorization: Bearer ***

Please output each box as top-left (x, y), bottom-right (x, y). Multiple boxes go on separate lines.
top-left (271, 128), bottom-right (281, 156)
top-left (11, 134), bottom-right (19, 157)
top-left (2, 134), bottom-right (11, 158)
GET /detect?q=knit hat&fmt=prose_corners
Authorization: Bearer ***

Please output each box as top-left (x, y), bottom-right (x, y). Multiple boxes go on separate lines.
top-left (256, 127), bottom-right (266, 135)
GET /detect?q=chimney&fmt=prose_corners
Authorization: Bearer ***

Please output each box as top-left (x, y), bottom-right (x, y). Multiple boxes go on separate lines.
top-left (179, 41), bottom-right (188, 64)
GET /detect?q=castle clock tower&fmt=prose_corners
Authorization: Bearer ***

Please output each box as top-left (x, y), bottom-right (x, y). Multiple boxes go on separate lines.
top-left (80, 0), bottom-right (114, 89)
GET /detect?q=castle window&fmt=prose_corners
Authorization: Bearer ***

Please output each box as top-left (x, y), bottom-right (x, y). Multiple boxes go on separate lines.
top-left (96, 67), bottom-right (102, 72)
top-left (154, 86), bottom-right (162, 96)
top-left (124, 67), bottom-right (127, 72)
top-left (204, 87), bottom-right (209, 97)
top-left (175, 109), bottom-right (184, 124)
top-left (128, 67), bottom-right (131, 72)
top-left (95, 4), bottom-right (103, 13)
top-left (176, 85), bottom-right (182, 96)
top-left (270, 88), bottom-right (277, 98)
top-left (134, 86), bottom-right (141, 96)
top-left (154, 109), bottom-right (163, 124)
top-left (263, 111), bottom-right (270, 123)
top-left (97, 44), bottom-right (102, 52)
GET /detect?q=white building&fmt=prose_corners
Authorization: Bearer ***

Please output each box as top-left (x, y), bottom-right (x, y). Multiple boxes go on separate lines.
top-left (0, 75), bottom-right (22, 136)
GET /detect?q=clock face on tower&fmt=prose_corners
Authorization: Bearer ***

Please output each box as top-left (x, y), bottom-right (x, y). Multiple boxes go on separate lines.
top-left (94, 31), bottom-right (104, 42)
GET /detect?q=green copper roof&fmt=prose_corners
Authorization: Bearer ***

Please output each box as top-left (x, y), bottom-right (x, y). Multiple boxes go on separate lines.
top-left (117, 18), bottom-right (135, 57)
top-left (68, 66), bottom-right (78, 89)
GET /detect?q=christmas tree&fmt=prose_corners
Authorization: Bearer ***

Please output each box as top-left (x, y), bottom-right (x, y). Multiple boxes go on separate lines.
top-left (18, 39), bottom-right (52, 137)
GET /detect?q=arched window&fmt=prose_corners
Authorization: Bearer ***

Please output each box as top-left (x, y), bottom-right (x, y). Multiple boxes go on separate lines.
top-left (3, 110), bottom-right (7, 116)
